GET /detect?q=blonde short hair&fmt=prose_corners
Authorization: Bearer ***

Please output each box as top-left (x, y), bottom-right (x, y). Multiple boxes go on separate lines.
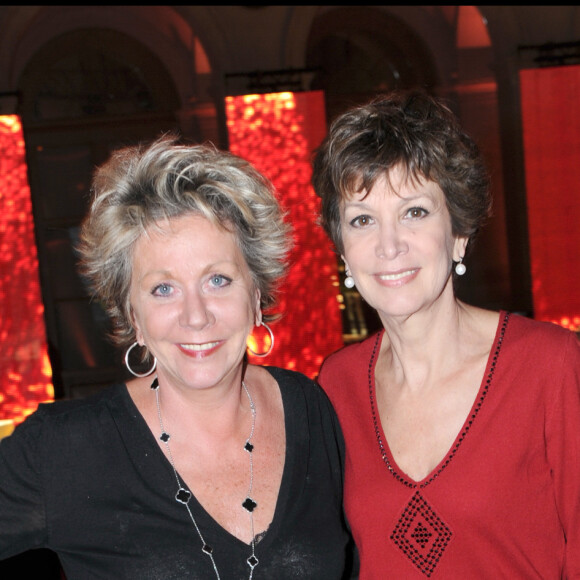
top-left (78, 135), bottom-right (292, 347)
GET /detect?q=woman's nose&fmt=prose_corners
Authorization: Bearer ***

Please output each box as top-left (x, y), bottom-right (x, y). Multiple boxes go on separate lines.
top-left (376, 222), bottom-right (408, 259)
top-left (179, 290), bottom-right (214, 329)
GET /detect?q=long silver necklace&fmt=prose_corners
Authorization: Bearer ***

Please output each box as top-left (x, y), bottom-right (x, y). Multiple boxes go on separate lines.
top-left (151, 377), bottom-right (259, 579)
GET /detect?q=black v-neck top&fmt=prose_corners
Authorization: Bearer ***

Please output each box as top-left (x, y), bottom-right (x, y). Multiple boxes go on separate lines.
top-left (0, 367), bottom-right (357, 579)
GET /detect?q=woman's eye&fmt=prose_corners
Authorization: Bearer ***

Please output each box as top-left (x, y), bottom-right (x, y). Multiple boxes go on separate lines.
top-left (407, 207), bottom-right (428, 219)
top-left (152, 283), bottom-right (172, 296)
top-left (209, 274), bottom-right (231, 288)
top-left (349, 215), bottom-right (372, 227)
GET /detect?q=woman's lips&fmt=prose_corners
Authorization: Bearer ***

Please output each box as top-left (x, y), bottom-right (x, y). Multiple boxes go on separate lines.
top-left (178, 341), bottom-right (222, 358)
top-left (375, 268), bottom-right (419, 286)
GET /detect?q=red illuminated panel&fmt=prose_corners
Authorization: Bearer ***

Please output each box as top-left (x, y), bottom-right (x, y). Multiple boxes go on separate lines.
top-left (226, 91), bottom-right (343, 378)
top-left (520, 66), bottom-right (580, 332)
top-left (0, 115), bottom-right (53, 427)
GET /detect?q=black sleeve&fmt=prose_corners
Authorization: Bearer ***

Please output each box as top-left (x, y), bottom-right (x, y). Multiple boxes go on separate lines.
top-left (0, 407), bottom-right (50, 560)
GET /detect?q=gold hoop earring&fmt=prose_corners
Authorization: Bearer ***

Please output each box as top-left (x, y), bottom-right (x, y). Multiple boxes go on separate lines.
top-left (125, 342), bottom-right (157, 377)
top-left (247, 322), bottom-right (274, 358)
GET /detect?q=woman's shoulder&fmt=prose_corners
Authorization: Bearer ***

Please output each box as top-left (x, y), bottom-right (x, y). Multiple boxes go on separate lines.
top-left (13, 383), bottom-right (128, 433)
top-left (42, 382), bottom-right (126, 411)
top-left (320, 331), bottom-right (383, 375)
top-left (262, 365), bottom-right (316, 390)
top-left (262, 365), bottom-right (339, 405)
top-left (1, 384), bottom-right (131, 468)
top-left (506, 311), bottom-right (579, 344)
top-left (501, 311), bottom-right (580, 368)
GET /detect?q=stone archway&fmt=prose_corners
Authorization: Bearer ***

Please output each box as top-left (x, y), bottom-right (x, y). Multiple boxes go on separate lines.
top-left (19, 28), bottom-right (182, 400)
top-left (306, 6), bottom-right (439, 124)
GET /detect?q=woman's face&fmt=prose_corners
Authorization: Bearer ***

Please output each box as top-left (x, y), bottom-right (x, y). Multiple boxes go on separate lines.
top-left (129, 213), bottom-right (260, 392)
top-left (340, 166), bottom-right (467, 322)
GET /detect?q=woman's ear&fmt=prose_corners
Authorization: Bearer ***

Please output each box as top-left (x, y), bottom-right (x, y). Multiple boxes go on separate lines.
top-left (254, 288), bottom-right (262, 327)
top-left (129, 306), bottom-right (144, 345)
top-left (453, 236), bottom-right (469, 262)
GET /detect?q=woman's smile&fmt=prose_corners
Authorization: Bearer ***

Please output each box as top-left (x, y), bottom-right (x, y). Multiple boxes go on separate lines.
top-left (375, 268), bottom-right (420, 286)
top-left (178, 341), bottom-right (223, 357)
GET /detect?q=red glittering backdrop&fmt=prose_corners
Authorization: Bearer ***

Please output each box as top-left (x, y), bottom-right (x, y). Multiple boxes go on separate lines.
top-left (225, 91), bottom-right (343, 378)
top-left (520, 65), bottom-right (580, 332)
top-left (0, 115), bottom-right (53, 427)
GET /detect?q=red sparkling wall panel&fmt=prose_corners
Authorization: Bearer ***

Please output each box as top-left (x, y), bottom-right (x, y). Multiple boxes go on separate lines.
top-left (226, 91), bottom-right (343, 378)
top-left (0, 115), bottom-right (53, 426)
top-left (520, 66), bottom-right (580, 332)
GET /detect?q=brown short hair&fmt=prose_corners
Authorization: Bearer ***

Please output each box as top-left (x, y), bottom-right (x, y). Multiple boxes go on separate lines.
top-left (312, 90), bottom-right (492, 255)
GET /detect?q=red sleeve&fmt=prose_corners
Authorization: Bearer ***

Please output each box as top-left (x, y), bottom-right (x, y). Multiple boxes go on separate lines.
top-left (546, 331), bottom-right (580, 577)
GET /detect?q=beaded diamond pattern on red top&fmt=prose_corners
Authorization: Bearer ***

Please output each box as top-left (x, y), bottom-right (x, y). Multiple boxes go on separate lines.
top-left (391, 491), bottom-right (452, 577)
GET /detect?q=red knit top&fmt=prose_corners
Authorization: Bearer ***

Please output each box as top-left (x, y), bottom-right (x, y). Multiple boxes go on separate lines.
top-left (318, 312), bottom-right (580, 578)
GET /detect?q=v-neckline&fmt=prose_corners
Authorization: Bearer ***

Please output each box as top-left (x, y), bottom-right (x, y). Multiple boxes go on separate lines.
top-left (115, 366), bottom-right (296, 551)
top-left (368, 311), bottom-right (510, 487)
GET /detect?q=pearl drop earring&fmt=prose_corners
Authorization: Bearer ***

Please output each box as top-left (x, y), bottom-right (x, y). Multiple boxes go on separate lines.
top-left (343, 263), bottom-right (356, 289)
top-left (455, 258), bottom-right (466, 276)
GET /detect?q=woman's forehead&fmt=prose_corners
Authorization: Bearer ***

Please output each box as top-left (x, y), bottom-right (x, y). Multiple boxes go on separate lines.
top-left (343, 167), bottom-right (435, 202)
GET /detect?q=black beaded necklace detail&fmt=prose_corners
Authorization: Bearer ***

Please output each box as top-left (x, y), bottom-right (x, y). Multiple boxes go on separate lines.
top-left (369, 311), bottom-right (510, 489)
top-left (151, 377), bottom-right (259, 579)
